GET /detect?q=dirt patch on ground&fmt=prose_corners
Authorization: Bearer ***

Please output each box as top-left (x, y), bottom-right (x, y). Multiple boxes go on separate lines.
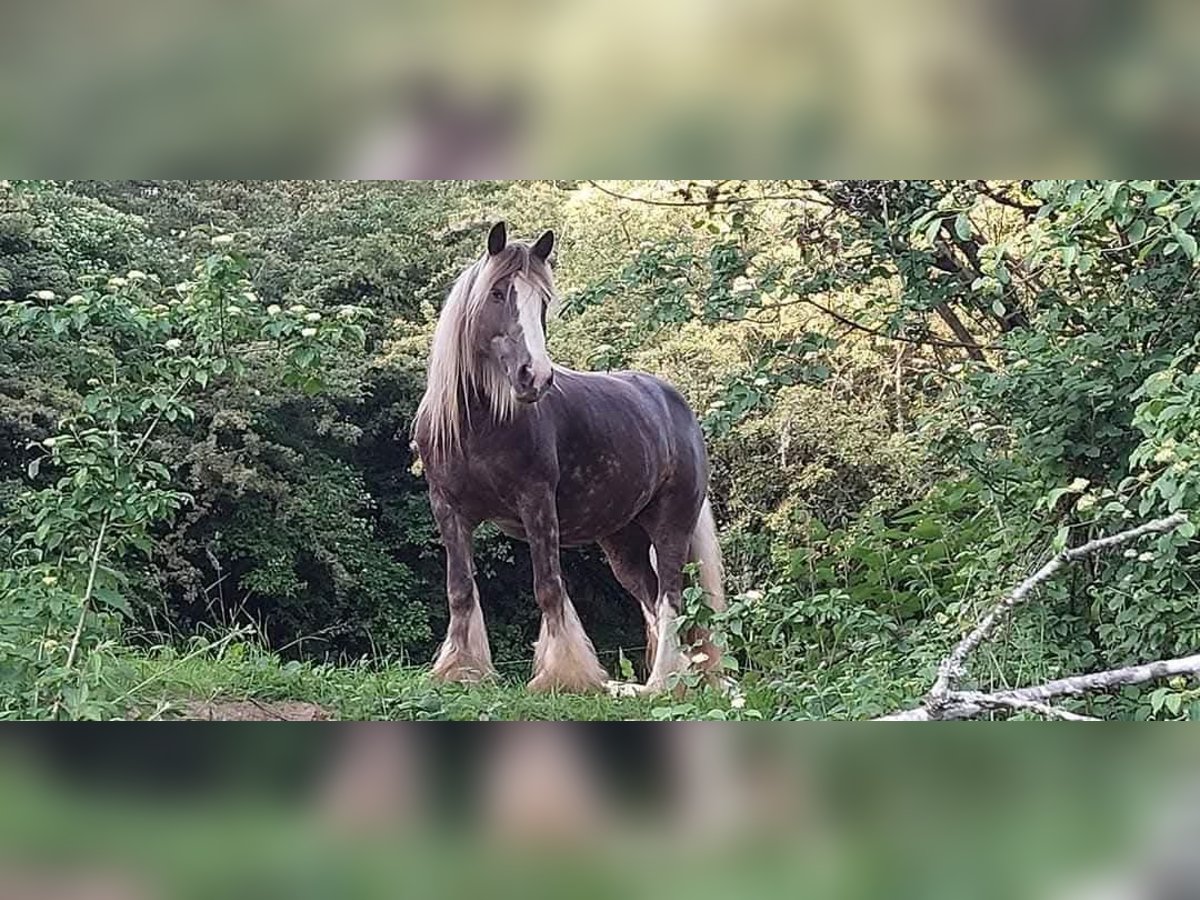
top-left (181, 698), bottom-right (333, 721)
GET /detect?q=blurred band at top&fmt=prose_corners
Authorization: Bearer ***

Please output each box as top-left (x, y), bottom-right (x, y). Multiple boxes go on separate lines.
top-left (0, 0), bottom-right (1194, 175)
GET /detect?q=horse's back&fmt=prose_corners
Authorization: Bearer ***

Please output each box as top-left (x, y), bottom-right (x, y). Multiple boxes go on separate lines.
top-left (553, 367), bottom-right (703, 454)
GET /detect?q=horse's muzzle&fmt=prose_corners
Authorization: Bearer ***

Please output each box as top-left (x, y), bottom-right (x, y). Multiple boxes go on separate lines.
top-left (514, 364), bottom-right (554, 403)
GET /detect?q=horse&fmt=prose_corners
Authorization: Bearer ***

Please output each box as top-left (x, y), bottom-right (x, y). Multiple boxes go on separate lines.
top-left (412, 221), bottom-right (724, 694)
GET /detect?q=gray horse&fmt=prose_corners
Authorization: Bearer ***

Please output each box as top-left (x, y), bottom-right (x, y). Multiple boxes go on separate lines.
top-left (413, 222), bottom-right (723, 693)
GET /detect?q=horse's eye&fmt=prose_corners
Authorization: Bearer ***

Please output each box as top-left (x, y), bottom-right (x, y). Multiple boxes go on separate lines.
top-left (490, 288), bottom-right (505, 302)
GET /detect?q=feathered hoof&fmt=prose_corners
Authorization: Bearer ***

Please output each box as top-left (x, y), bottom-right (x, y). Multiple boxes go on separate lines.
top-left (527, 664), bottom-right (608, 694)
top-left (431, 653), bottom-right (496, 684)
top-left (619, 668), bottom-right (737, 700)
top-left (529, 612), bottom-right (608, 693)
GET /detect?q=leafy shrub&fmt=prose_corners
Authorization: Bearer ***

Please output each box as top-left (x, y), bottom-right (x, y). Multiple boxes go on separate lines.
top-left (0, 240), bottom-right (364, 717)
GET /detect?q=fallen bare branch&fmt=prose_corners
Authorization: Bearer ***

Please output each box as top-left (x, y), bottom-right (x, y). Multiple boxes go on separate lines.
top-left (880, 513), bottom-right (1191, 721)
top-left (877, 697), bottom-right (1066, 721)
top-left (990, 654), bottom-right (1200, 705)
top-left (930, 515), bottom-right (1185, 699)
top-left (880, 654), bottom-right (1200, 720)
top-left (952, 691), bottom-right (1100, 721)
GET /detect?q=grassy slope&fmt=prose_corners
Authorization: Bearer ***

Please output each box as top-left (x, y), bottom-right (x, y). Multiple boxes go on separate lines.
top-left (113, 637), bottom-right (760, 721)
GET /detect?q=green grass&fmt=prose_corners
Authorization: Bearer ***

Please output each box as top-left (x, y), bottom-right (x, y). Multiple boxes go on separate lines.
top-left (111, 635), bottom-right (757, 721)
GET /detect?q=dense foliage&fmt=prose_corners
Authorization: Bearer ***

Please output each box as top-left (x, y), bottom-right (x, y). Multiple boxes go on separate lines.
top-left (2, 179), bottom-right (1198, 719)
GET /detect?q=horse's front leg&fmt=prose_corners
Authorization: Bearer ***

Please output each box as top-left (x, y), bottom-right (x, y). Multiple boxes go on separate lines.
top-left (430, 490), bottom-right (495, 683)
top-left (521, 486), bottom-right (608, 693)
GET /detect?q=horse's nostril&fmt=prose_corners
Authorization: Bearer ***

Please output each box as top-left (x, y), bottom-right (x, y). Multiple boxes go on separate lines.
top-left (517, 364), bottom-right (533, 387)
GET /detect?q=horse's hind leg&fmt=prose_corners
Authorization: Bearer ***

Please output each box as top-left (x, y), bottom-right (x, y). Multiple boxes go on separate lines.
top-left (636, 488), bottom-right (707, 695)
top-left (598, 525), bottom-right (661, 678)
top-left (640, 534), bottom-right (692, 694)
top-left (522, 485), bottom-right (608, 693)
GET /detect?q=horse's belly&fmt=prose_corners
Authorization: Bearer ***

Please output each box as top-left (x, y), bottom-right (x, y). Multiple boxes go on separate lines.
top-left (486, 482), bottom-right (654, 547)
top-left (493, 518), bottom-right (527, 541)
top-left (556, 480), bottom-right (657, 545)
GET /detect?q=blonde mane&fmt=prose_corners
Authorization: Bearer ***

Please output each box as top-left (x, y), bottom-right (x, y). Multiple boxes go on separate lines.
top-left (415, 242), bottom-right (558, 460)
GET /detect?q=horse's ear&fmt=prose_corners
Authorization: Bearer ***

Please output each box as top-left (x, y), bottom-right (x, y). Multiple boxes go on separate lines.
top-left (487, 221), bottom-right (507, 256)
top-left (531, 229), bottom-right (555, 262)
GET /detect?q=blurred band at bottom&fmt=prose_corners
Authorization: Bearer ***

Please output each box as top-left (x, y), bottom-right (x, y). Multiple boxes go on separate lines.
top-left (0, 726), bottom-right (1198, 899)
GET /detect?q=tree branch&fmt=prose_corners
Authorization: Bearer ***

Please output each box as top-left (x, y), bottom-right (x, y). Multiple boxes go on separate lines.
top-left (931, 514), bottom-right (1186, 699)
top-left (583, 180), bottom-right (832, 209)
top-left (881, 656), bottom-right (1200, 720)
top-left (879, 513), bottom-right (1190, 721)
top-left (950, 692), bottom-right (1099, 721)
top-left (794, 294), bottom-right (999, 353)
top-left (931, 301), bottom-right (989, 361)
top-left (988, 654), bottom-right (1200, 705)
top-left (974, 181), bottom-right (1041, 215)
top-left (129, 378), bottom-right (189, 461)
top-left (51, 513), bottom-right (110, 719)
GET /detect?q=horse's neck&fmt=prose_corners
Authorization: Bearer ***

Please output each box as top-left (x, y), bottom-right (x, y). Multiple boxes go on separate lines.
top-left (462, 383), bottom-right (518, 433)
top-left (463, 388), bottom-right (489, 426)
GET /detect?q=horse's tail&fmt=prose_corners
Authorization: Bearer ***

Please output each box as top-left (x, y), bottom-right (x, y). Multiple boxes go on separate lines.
top-left (689, 496), bottom-right (725, 613)
top-left (681, 496), bottom-right (728, 686)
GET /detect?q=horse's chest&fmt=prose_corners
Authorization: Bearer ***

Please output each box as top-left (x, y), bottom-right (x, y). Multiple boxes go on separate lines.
top-left (431, 452), bottom-right (535, 516)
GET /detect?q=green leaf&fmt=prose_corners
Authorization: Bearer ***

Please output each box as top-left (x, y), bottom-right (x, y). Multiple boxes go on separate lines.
top-left (954, 213), bottom-right (971, 240)
top-left (1150, 687), bottom-right (1167, 713)
top-left (617, 648), bottom-right (634, 681)
top-left (1051, 525), bottom-right (1070, 552)
top-left (27, 457), bottom-right (40, 479)
top-left (1176, 230), bottom-right (1197, 261)
top-left (924, 216), bottom-right (943, 247)
top-left (93, 585), bottom-right (132, 617)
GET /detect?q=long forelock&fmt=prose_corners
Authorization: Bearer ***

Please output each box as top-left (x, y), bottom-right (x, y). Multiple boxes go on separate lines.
top-left (415, 243), bottom-right (558, 459)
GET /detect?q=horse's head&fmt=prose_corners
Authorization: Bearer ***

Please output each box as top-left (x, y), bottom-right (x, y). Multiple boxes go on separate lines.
top-left (474, 221), bottom-right (556, 404)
